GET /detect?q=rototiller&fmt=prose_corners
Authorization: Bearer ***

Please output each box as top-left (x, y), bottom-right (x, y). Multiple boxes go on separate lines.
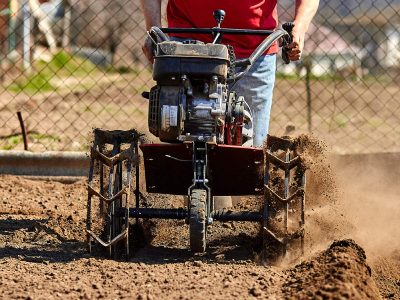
top-left (86, 10), bottom-right (306, 260)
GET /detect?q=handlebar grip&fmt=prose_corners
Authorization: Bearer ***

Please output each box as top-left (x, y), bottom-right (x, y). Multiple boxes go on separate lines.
top-left (282, 22), bottom-right (294, 64)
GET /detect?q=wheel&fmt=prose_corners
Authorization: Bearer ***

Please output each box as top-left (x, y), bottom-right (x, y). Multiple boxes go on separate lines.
top-left (189, 189), bottom-right (207, 253)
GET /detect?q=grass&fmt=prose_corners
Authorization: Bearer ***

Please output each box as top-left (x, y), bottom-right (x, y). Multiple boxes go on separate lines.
top-left (8, 72), bottom-right (54, 93)
top-left (334, 114), bottom-right (349, 128)
top-left (368, 118), bottom-right (385, 129)
top-left (0, 133), bottom-right (61, 150)
top-left (1, 135), bottom-right (23, 150)
top-left (7, 51), bottom-right (145, 94)
top-left (276, 69), bottom-right (395, 83)
top-left (276, 72), bottom-right (346, 82)
top-left (7, 51), bottom-right (100, 94)
top-left (36, 51), bottom-right (98, 76)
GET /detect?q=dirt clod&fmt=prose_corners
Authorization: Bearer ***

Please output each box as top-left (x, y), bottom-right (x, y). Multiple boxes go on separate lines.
top-left (282, 239), bottom-right (381, 299)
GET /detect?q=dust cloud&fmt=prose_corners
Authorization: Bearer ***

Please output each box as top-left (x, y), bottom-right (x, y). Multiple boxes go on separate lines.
top-left (293, 134), bottom-right (399, 260)
top-left (332, 153), bottom-right (400, 257)
top-left (291, 134), bottom-right (399, 298)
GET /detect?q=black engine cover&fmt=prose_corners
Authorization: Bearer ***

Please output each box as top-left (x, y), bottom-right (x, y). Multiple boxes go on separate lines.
top-left (153, 42), bottom-right (230, 84)
top-left (148, 86), bottom-right (185, 142)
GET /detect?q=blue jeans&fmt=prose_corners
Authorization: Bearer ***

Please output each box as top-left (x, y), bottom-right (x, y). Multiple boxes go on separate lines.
top-left (231, 54), bottom-right (276, 147)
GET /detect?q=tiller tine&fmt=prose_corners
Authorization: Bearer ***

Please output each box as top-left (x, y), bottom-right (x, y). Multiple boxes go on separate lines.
top-left (86, 129), bottom-right (140, 259)
top-left (263, 135), bottom-right (306, 261)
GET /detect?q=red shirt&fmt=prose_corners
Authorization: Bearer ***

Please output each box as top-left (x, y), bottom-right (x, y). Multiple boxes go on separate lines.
top-left (166, 0), bottom-right (278, 58)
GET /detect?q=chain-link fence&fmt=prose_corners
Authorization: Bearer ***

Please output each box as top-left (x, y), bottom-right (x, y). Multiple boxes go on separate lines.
top-left (0, 0), bottom-right (399, 153)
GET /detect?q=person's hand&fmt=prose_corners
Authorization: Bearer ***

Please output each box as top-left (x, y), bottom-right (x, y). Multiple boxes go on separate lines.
top-left (286, 24), bottom-right (306, 61)
top-left (142, 35), bottom-right (155, 64)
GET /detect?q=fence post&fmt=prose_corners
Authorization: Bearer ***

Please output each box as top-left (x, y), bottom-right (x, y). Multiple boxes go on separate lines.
top-left (22, 2), bottom-right (31, 70)
top-left (304, 56), bottom-right (312, 133)
top-left (0, 0), bottom-right (8, 82)
top-left (62, 1), bottom-right (71, 49)
top-left (8, 0), bottom-right (16, 54)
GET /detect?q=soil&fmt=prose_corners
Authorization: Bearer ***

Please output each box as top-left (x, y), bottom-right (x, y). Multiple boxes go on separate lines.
top-left (1, 138), bottom-right (399, 299)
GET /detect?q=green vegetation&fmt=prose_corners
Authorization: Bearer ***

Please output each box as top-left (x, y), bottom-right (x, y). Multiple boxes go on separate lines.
top-left (276, 72), bottom-right (344, 82)
top-left (0, 133), bottom-right (60, 150)
top-left (275, 72), bottom-right (301, 81)
top-left (8, 72), bottom-right (54, 93)
top-left (368, 118), bottom-right (385, 129)
top-left (1, 135), bottom-right (23, 150)
top-left (7, 51), bottom-right (144, 94)
top-left (334, 114), bottom-right (348, 128)
top-left (276, 70), bottom-right (394, 84)
top-left (36, 51), bottom-right (98, 76)
top-left (8, 51), bottom-right (99, 93)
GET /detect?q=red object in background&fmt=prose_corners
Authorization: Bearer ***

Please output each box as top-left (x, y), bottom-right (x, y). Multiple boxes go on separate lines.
top-left (167, 0), bottom-right (278, 58)
top-left (38, 0), bottom-right (50, 4)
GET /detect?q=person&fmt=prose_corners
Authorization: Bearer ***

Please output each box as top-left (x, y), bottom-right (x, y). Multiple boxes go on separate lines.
top-left (140, 0), bottom-right (319, 209)
top-left (140, 0), bottom-right (319, 147)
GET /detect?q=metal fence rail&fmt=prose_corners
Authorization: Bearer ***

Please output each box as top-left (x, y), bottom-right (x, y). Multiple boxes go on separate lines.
top-left (0, 0), bottom-right (399, 153)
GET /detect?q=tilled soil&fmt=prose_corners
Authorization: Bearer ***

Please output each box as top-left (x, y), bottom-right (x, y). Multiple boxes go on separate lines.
top-left (282, 240), bottom-right (381, 299)
top-left (0, 173), bottom-right (396, 299)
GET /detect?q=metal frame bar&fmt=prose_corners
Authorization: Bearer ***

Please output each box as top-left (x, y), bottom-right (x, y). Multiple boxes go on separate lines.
top-left (160, 27), bottom-right (274, 36)
top-left (113, 207), bottom-right (263, 222)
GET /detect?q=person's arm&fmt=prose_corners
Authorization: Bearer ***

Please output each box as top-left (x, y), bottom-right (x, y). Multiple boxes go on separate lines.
top-left (140, 0), bottom-right (162, 30)
top-left (140, 0), bottom-right (162, 62)
top-left (287, 0), bottom-right (319, 61)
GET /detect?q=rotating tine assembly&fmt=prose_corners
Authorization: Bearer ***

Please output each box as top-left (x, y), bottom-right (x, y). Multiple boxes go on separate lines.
top-left (263, 135), bottom-right (306, 261)
top-left (86, 129), bottom-right (140, 259)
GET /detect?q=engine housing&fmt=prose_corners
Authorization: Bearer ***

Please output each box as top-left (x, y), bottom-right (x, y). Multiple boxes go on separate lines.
top-left (148, 40), bottom-right (251, 145)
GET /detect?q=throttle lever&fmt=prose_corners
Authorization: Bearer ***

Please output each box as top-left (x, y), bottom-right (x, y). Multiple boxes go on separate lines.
top-left (281, 22), bottom-right (294, 64)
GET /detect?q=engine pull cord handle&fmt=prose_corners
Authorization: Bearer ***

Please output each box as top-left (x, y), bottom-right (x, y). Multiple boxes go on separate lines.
top-left (281, 22), bottom-right (295, 64)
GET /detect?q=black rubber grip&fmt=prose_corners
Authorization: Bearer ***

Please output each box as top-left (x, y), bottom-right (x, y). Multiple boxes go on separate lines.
top-left (282, 22), bottom-right (295, 64)
top-left (141, 91), bottom-right (150, 99)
